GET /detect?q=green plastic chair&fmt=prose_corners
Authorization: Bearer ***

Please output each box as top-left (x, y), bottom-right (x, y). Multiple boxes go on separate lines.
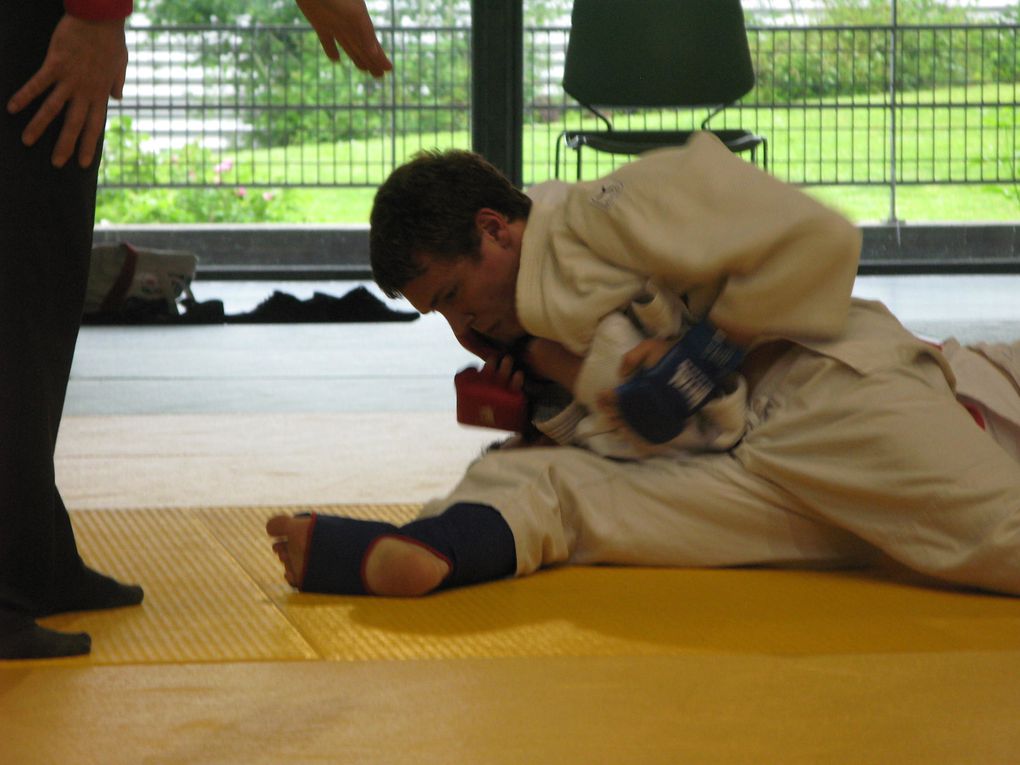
top-left (556, 0), bottom-right (766, 178)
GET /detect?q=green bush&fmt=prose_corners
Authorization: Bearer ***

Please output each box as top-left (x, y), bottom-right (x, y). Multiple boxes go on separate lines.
top-left (97, 117), bottom-right (293, 222)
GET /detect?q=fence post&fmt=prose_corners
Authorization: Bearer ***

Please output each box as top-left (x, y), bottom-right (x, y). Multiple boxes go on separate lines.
top-left (887, 0), bottom-right (900, 226)
top-left (470, 0), bottom-right (523, 186)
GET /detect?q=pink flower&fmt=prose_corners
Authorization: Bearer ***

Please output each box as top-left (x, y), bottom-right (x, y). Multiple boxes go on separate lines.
top-left (214, 158), bottom-right (234, 174)
top-left (235, 186), bottom-right (247, 198)
top-left (262, 191), bottom-right (275, 202)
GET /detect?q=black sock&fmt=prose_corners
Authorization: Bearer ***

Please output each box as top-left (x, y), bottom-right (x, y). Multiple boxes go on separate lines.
top-left (301, 503), bottom-right (517, 595)
top-left (35, 566), bottom-right (144, 617)
top-left (0, 609), bottom-right (91, 660)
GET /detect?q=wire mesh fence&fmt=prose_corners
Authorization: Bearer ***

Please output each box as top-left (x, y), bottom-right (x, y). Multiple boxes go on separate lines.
top-left (102, 22), bottom-right (1018, 192)
top-left (529, 23), bottom-right (1018, 185)
top-left (103, 24), bottom-right (470, 189)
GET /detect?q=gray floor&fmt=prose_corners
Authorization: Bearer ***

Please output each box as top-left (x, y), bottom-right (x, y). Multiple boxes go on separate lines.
top-left (66, 276), bottom-right (1020, 417)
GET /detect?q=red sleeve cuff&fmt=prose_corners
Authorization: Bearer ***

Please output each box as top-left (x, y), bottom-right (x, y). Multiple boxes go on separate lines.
top-left (64, 0), bottom-right (133, 21)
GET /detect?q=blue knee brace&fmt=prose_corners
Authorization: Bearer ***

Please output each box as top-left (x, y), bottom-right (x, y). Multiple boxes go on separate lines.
top-left (614, 320), bottom-right (745, 444)
top-left (300, 503), bottom-right (517, 595)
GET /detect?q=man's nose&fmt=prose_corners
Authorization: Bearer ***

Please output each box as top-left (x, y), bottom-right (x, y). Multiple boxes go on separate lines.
top-left (442, 309), bottom-right (474, 336)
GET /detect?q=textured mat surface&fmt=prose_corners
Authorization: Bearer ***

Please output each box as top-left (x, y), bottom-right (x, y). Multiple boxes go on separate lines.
top-left (3, 654), bottom-right (1020, 765)
top-left (4, 505), bottom-right (1020, 764)
top-left (27, 505), bottom-right (1020, 664)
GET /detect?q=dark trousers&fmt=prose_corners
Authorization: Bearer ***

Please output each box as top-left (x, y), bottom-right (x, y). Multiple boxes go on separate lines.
top-left (1, 0), bottom-right (101, 613)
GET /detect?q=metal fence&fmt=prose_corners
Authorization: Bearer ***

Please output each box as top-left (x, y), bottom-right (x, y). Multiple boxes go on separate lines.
top-left (102, 22), bottom-right (1018, 194)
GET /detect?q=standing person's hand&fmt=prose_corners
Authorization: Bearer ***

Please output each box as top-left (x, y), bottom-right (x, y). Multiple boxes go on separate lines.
top-left (6, 15), bottom-right (128, 169)
top-left (295, 0), bottom-right (392, 77)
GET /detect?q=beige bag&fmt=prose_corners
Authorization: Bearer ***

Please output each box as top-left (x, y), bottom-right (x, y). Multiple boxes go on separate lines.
top-left (85, 242), bottom-right (197, 317)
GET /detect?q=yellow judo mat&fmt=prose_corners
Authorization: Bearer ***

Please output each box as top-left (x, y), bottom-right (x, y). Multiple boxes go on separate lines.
top-left (2, 505), bottom-right (1019, 764)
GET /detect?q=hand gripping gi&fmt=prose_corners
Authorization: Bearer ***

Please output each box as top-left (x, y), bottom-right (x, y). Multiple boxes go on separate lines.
top-left (614, 320), bottom-right (745, 444)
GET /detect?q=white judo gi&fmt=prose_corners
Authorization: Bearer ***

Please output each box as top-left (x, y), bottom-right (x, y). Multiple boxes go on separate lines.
top-left (422, 133), bottom-right (1020, 596)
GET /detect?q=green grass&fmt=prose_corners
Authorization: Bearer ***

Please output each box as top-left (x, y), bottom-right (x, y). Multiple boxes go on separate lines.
top-left (96, 81), bottom-right (1020, 225)
top-left (807, 184), bottom-right (1020, 224)
top-left (161, 183), bottom-right (1013, 226)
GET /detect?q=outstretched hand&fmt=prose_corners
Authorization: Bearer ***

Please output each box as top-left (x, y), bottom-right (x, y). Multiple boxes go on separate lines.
top-left (6, 15), bottom-right (128, 168)
top-left (295, 0), bottom-right (392, 76)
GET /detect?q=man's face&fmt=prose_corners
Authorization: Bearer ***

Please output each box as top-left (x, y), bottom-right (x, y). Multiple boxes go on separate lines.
top-left (401, 213), bottom-right (524, 346)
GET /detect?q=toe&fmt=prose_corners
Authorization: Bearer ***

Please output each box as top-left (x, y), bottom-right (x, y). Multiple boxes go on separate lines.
top-left (266, 515), bottom-right (292, 536)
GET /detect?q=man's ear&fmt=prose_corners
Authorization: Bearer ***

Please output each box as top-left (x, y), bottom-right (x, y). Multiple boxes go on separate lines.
top-left (475, 208), bottom-right (508, 243)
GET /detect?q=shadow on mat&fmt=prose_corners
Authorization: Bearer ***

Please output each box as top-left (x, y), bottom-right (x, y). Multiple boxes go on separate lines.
top-left (338, 565), bottom-right (1020, 656)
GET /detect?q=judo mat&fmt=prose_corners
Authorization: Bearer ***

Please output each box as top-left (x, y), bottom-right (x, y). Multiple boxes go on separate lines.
top-left (2, 504), bottom-right (1019, 764)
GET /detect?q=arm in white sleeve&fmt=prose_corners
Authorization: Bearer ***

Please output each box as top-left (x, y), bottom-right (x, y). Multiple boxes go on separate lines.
top-left (562, 132), bottom-right (861, 345)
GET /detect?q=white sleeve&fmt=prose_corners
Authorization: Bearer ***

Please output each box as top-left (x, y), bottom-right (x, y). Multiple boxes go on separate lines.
top-left (561, 132), bottom-right (861, 343)
top-left (572, 313), bottom-right (646, 409)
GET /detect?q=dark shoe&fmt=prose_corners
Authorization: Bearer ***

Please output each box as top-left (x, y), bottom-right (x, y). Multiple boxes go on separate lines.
top-left (180, 297), bottom-right (225, 323)
top-left (0, 608), bottom-right (90, 660)
top-left (228, 288), bottom-right (419, 324)
top-left (34, 567), bottom-right (144, 617)
top-left (307, 287), bottom-right (419, 322)
top-left (228, 290), bottom-right (307, 323)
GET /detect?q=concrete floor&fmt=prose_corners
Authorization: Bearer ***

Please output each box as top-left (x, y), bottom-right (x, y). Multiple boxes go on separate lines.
top-left (66, 274), bottom-right (1020, 418)
top-left (56, 274), bottom-right (1020, 510)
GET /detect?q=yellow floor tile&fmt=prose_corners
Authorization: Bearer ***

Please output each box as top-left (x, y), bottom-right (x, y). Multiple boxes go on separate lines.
top-left (3, 653), bottom-right (1019, 765)
top-left (6, 505), bottom-right (1019, 764)
top-left (38, 506), bottom-right (1020, 665)
top-left (38, 508), bottom-right (317, 664)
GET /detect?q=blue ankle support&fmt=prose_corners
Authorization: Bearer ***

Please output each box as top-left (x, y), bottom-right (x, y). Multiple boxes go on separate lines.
top-left (614, 320), bottom-right (746, 444)
top-left (300, 503), bottom-right (517, 595)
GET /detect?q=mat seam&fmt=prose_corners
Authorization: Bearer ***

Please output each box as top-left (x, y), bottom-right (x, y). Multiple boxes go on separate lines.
top-left (194, 509), bottom-right (326, 661)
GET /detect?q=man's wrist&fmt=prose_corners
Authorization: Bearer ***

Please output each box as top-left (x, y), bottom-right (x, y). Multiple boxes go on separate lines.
top-left (64, 0), bottom-right (133, 22)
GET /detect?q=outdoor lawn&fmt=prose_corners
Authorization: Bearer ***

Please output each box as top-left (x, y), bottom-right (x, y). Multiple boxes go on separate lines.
top-left (96, 82), bottom-right (1019, 225)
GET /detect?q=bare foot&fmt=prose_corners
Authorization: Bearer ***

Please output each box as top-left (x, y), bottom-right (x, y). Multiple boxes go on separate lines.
top-left (266, 515), bottom-right (451, 596)
top-left (266, 515), bottom-right (313, 587)
top-left (363, 537), bottom-right (451, 597)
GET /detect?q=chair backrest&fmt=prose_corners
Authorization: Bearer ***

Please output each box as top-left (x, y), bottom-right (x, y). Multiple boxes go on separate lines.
top-left (562, 0), bottom-right (755, 108)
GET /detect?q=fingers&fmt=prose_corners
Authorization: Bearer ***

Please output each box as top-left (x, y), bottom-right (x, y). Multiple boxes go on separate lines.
top-left (482, 354), bottom-right (524, 390)
top-left (596, 388), bottom-right (619, 420)
top-left (332, 4), bottom-right (390, 74)
top-left (75, 103), bottom-right (110, 167)
top-left (17, 83), bottom-right (67, 149)
top-left (336, 14), bottom-right (391, 76)
top-left (297, 0), bottom-right (392, 76)
top-left (10, 16), bottom-right (128, 165)
top-left (54, 100), bottom-right (88, 168)
top-left (111, 64), bottom-right (127, 100)
top-left (6, 66), bottom-right (55, 117)
top-left (497, 355), bottom-right (524, 389)
top-left (314, 29), bottom-right (342, 61)
top-left (328, 32), bottom-right (390, 77)
top-left (618, 338), bottom-right (671, 377)
top-left (618, 341), bottom-right (652, 377)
